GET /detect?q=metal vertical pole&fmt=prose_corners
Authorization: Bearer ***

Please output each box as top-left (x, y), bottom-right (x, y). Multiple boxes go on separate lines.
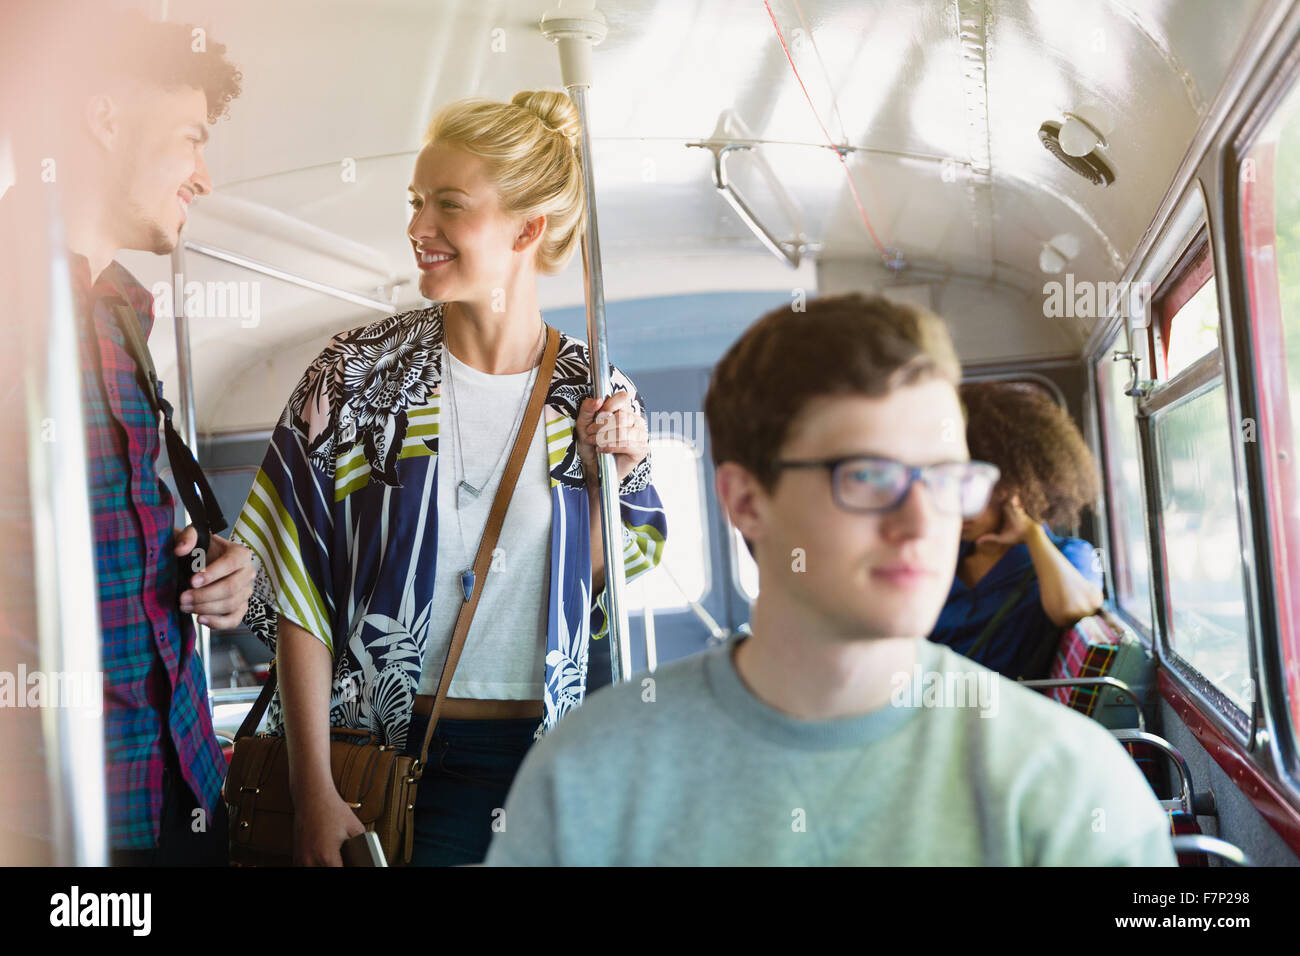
top-left (169, 246), bottom-right (211, 701)
top-left (16, 184), bottom-right (109, 866)
top-left (541, 5), bottom-right (633, 684)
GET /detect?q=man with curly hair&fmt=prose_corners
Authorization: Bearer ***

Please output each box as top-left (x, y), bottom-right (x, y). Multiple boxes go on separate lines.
top-left (929, 381), bottom-right (1105, 679)
top-left (3, 3), bottom-right (249, 864)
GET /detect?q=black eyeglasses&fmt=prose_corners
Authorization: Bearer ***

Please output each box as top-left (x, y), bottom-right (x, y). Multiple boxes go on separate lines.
top-left (774, 456), bottom-right (1000, 518)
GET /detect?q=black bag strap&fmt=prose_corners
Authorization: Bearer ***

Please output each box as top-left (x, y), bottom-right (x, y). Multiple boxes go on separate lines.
top-left (1016, 613), bottom-right (1067, 682)
top-left (104, 294), bottom-right (228, 556)
top-left (966, 566), bottom-right (1037, 663)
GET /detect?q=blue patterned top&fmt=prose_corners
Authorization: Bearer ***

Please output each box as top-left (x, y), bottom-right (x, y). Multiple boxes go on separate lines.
top-left (232, 305), bottom-right (667, 748)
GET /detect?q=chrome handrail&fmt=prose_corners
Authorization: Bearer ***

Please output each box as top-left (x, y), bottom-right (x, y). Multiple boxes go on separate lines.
top-left (1019, 675), bottom-right (1146, 733)
top-left (1170, 834), bottom-right (1253, 866)
top-left (686, 142), bottom-right (805, 268)
top-left (1111, 729), bottom-right (1196, 815)
top-left (183, 241), bottom-right (398, 315)
top-left (543, 7), bottom-right (635, 686)
top-left (210, 686), bottom-right (267, 704)
top-left (657, 560), bottom-right (727, 643)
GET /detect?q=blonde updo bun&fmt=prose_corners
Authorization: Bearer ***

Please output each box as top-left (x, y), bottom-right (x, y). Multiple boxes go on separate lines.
top-left (423, 90), bottom-right (585, 274)
top-left (510, 89), bottom-right (582, 149)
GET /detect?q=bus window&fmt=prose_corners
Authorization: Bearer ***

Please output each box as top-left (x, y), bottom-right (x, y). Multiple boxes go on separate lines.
top-left (1164, 274), bottom-right (1221, 379)
top-left (731, 525), bottom-right (759, 603)
top-left (1098, 338), bottom-right (1153, 629)
top-left (1149, 230), bottom-right (1222, 381)
top-left (623, 435), bottom-right (708, 613)
top-left (1152, 381), bottom-right (1252, 712)
top-left (1240, 71), bottom-right (1300, 752)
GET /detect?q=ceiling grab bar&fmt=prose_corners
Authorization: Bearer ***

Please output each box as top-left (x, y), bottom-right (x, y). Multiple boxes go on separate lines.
top-left (687, 109), bottom-right (807, 269)
top-left (542, 3), bottom-right (635, 686)
top-left (709, 144), bottom-right (803, 268)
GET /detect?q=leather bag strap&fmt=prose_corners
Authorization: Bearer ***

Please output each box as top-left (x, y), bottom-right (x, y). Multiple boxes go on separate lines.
top-left (236, 325), bottom-right (560, 767)
top-left (412, 323), bottom-right (558, 764)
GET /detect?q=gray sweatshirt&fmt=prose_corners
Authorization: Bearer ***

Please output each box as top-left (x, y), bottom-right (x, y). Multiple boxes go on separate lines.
top-left (486, 635), bottom-right (1176, 866)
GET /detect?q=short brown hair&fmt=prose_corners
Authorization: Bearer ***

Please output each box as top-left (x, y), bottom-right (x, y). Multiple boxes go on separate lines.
top-left (960, 381), bottom-right (1100, 528)
top-left (704, 293), bottom-right (962, 493)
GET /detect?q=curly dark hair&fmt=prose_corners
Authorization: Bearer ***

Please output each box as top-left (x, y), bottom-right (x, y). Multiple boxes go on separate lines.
top-left (960, 381), bottom-right (1100, 529)
top-left (8, 3), bottom-right (242, 126)
top-left (94, 10), bottom-right (243, 124)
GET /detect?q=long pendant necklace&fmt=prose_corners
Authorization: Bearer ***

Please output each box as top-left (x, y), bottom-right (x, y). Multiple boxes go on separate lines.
top-left (443, 321), bottom-right (546, 600)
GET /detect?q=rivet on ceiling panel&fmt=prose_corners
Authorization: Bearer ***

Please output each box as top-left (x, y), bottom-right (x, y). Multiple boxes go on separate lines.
top-left (954, 0), bottom-right (994, 275)
top-left (954, 0), bottom-right (992, 180)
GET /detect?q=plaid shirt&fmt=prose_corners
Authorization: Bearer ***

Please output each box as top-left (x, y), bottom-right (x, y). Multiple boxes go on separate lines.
top-left (72, 255), bottom-right (226, 851)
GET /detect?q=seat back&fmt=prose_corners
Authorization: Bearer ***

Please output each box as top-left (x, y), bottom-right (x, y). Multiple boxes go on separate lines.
top-left (1043, 613), bottom-right (1209, 862)
top-left (1046, 609), bottom-right (1153, 729)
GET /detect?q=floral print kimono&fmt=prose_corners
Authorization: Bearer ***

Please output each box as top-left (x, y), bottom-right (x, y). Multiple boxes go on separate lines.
top-left (232, 304), bottom-right (667, 749)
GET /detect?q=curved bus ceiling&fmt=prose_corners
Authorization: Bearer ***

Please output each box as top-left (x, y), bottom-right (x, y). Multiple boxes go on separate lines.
top-left (111, 0), bottom-right (1268, 432)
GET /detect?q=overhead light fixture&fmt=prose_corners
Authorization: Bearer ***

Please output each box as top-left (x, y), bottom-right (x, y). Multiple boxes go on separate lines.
top-left (1039, 120), bottom-right (1115, 186)
top-left (1058, 112), bottom-right (1106, 157)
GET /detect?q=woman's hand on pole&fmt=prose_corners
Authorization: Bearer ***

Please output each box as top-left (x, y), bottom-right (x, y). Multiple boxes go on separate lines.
top-left (576, 391), bottom-right (648, 488)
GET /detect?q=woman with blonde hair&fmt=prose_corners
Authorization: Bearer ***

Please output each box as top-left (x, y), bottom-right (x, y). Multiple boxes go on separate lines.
top-left (232, 91), bottom-right (667, 866)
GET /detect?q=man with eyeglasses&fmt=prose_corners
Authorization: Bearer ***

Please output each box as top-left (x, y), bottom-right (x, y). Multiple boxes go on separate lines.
top-left (486, 294), bottom-right (1175, 866)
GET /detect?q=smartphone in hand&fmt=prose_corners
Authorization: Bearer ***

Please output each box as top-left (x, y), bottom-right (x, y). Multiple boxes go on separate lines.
top-left (341, 831), bottom-right (387, 867)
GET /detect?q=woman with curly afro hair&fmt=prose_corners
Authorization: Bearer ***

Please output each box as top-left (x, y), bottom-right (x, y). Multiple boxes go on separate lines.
top-left (928, 382), bottom-right (1105, 679)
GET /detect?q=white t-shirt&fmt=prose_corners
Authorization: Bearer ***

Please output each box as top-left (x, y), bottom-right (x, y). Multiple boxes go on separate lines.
top-left (417, 350), bottom-right (552, 698)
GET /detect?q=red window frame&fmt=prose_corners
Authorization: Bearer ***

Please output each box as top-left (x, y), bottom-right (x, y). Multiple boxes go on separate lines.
top-left (1240, 141), bottom-right (1300, 748)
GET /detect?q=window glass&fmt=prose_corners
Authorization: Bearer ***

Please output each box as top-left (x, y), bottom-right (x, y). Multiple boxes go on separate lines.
top-left (623, 436), bottom-right (707, 612)
top-left (1153, 383), bottom-right (1252, 712)
top-left (1164, 274), bottom-right (1221, 379)
top-left (1099, 341), bottom-right (1152, 627)
top-left (732, 525), bottom-right (759, 602)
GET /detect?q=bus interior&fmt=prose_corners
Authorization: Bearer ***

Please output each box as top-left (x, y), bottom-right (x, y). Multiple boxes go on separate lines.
top-left (4, 0), bottom-right (1300, 870)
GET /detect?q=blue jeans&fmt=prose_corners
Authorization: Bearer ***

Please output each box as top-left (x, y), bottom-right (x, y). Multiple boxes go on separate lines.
top-left (409, 716), bottom-right (538, 866)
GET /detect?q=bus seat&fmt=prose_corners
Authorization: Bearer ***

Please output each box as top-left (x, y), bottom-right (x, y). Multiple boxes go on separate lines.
top-left (1038, 610), bottom-right (1154, 730)
top-left (1021, 616), bottom-right (1219, 864)
top-left (1109, 728), bottom-right (1220, 864)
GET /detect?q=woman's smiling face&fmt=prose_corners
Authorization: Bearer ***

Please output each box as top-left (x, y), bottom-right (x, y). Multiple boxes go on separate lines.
top-left (406, 141), bottom-right (535, 303)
